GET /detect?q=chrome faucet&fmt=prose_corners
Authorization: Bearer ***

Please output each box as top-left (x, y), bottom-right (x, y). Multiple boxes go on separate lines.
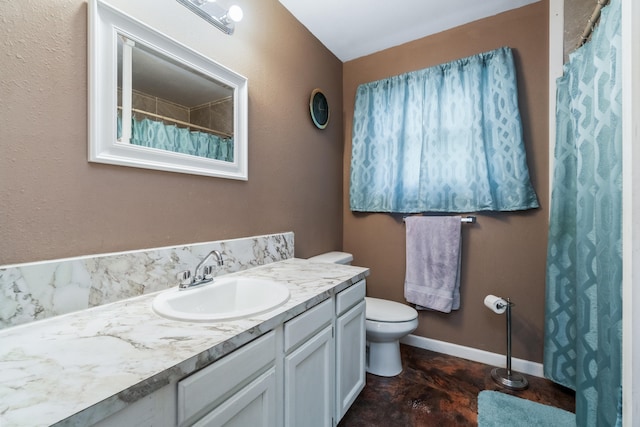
top-left (178, 250), bottom-right (224, 290)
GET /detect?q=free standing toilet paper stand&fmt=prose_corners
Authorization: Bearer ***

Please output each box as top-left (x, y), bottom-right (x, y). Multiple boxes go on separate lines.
top-left (490, 297), bottom-right (529, 390)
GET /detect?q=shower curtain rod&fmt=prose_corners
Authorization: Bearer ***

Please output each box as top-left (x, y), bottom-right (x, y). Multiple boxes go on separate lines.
top-left (577, 0), bottom-right (610, 48)
top-left (117, 106), bottom-right (233, 138)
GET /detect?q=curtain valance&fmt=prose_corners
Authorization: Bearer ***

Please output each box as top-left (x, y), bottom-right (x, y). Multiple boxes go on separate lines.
top-left (349, 46), bottom-right (539, 213)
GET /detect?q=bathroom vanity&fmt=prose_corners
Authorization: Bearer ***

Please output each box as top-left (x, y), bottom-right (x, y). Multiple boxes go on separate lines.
top-left (0, 258), bottom-right (368, 426)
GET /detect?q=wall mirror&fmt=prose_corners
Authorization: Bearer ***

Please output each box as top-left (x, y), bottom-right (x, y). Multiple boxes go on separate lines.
top-left (88, 0), bottom-right (248, 180)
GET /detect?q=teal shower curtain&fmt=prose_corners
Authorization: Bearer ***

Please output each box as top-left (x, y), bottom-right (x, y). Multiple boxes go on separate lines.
top-left (544, 0), bottom-right (622, 425)
top-left (118, 116), bottom-right (234, 162)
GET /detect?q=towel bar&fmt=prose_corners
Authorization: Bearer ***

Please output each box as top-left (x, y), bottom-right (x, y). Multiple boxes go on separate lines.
top-left (403, 215), bottom-right (476, 223)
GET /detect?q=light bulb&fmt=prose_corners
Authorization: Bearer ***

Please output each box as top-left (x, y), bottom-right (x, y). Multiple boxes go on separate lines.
top-left (227, 5), bottom-right (243, 23)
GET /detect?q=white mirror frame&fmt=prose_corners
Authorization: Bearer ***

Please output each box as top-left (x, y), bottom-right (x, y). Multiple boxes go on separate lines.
top-left (88, 0), bottom-right (248, 180)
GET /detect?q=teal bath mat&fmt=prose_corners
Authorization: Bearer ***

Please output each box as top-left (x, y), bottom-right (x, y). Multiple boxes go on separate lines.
top-left (478, 390), bottom-right (575, 426)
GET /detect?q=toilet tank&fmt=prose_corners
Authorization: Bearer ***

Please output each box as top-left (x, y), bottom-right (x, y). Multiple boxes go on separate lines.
top-left (308, 251), bottom-right (353, 265)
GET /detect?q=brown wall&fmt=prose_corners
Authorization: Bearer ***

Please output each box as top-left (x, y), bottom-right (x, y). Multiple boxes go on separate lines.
top-left (0, 0), bottom-right (343, 265)
top-left (565, 0), bottom-right (598, 60)
top-left (343, 2), bottom-right (549, 362)
top-left (1, 0), bottom-right (552, 362)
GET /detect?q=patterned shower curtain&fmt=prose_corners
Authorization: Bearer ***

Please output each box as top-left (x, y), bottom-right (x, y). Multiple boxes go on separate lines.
top-left (117, 116), bottom-right (234, 162)
top-left (544, 0), bottom-right (622, 425)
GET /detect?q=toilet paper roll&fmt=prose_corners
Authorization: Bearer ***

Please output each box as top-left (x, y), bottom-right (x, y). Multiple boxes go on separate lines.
top-left (484, 294), bottom-right (507, 314)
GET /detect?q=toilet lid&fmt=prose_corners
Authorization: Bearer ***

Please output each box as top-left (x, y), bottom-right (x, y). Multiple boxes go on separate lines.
top-left (365, 297), bottom-right (418, 322)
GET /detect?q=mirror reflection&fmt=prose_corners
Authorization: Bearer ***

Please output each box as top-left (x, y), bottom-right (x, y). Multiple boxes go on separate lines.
top-left (89, 0), bottom-right (248, 179)
top-left (116, 35), bottom-right (235, 162)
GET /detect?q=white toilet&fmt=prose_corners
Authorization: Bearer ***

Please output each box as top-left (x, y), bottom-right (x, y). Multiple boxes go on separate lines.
top-left (308, 251), bottom-right (419, 377)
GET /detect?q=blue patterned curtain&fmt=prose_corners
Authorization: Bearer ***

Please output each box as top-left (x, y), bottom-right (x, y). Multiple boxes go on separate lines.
top-left (117, 116), bottom-right (234, 162)
top-left (349, 47), bottom-right (539, 213)
top-left (544, 0), bottom-right (622, 425)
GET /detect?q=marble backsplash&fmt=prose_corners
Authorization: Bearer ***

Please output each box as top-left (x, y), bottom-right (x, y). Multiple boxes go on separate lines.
top-left (0, 232), bottom-right (294, 330)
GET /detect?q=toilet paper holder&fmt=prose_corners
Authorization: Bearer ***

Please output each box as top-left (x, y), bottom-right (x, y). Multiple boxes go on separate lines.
top-left (485, 296), bottom-right (529, 390)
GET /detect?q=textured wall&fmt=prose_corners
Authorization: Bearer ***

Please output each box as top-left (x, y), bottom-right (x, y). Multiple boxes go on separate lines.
top-left (0, 0), bottom-right (343, 265)
top-left (2, 0), bottom-right (555, 363)
top-left (343, 2), bottom-right (549, 362)
top-left (564, 0), bottom-right (599, 59)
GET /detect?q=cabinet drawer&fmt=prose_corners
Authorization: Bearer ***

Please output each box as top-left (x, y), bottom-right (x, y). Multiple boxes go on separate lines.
top-left (284, 299), bottom-right (332, 353)
top-left (336, 280), bottom-right (366, 316)
top-left (177, 331), bottom-right (276, 426)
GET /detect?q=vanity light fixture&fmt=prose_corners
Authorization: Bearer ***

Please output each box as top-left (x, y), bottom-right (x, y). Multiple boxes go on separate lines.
top-left (176, 0), bottom-right (243, 35)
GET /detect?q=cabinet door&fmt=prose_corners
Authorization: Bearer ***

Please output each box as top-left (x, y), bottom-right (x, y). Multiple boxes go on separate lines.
top-left (335, 300), bottom-right (366, 422)
top-left (284, 325), bottom-right (335, 427)
top-left (177, 331), bottom-right (276, 425)
top-left (193, 368), bottom-right (277, 427)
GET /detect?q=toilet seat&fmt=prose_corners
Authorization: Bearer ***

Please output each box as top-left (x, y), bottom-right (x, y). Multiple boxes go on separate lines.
top-left (365, 297), bottom-right (418, 322)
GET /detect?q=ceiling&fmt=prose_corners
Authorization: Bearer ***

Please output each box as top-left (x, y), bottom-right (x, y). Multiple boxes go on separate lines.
top-left (278, 0), bottom-right (540, 62)
top-left (131, 42), bottom-right (232, 107)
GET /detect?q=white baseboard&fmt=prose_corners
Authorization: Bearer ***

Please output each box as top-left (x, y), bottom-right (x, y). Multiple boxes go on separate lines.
top-left (400, 334), bottom-right (544, 378)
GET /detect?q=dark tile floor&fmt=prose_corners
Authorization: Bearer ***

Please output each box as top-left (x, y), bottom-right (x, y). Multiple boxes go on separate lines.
top-left (338, 344), bottom-right (575, 426)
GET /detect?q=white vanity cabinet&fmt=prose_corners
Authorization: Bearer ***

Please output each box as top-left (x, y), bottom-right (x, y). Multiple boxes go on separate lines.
top-left (283, 299), bottom-right (335, 427)
top-left (91, 280), bottom-right (367, 427)
top-left (177, 331), bottom-right (277, 427)
top-left (92, 383), bottom-right (176, 427)
top-left (335, 280), bottom-right (367, 422)
top-left (282, 279), bottom-right (367, 427)
top-left (188, 368), bottom-right (276, 427)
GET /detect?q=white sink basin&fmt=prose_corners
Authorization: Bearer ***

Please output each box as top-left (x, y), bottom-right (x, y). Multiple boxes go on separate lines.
top-left (152, 277), bottom-right (290, 322)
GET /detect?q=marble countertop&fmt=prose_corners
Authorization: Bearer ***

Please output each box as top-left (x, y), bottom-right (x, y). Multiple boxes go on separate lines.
top-left (0, 258), bottom-right (369, 427)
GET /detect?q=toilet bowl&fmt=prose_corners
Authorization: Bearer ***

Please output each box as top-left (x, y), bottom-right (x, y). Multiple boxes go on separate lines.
top-left (365, 297), bottom-right (418, 376)
top-left (308, 251), bottom-right (419, 377)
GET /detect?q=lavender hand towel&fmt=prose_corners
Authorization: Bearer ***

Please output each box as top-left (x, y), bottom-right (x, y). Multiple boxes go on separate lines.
top-left (404, 216), bottom-right (462, 313)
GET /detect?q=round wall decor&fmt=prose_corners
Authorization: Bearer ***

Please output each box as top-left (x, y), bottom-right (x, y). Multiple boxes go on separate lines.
top-left (309, 88), bottom-right (329, 129)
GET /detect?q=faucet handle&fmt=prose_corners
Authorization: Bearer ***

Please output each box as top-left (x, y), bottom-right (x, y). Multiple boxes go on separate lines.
top-left (203, 265), bottom-right (214, 281)
top-left (177, 270), bottom-right (192, 287)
